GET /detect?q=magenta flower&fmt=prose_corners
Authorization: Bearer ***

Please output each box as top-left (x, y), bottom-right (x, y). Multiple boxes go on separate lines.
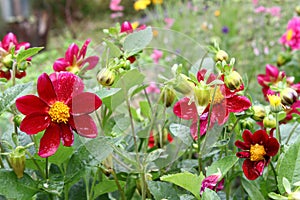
top-left (109, 0), bottom-right (124, 11)
top-left (145, 82), bottom-right (160, 94)
top-left (151, 49), bottom-right (163, 64)
top-left (266, 6), bottom-right (281, 17)
top-left (164, 18), bottom-right (175, 29)
top-left (200, 171), bottom-right (224, 195)
top-left (0, 32), bottom-right (30, 80)
top-left (16, 72), bottom-right (102, 157)
top-left (173, 69), bottom-right (251, 138)
top-left (235, 129), bottom-right (279, 180)
top-left (53, 39), bottom-right (99, 74)
top-left (280, 17), bottom-right (300, 50)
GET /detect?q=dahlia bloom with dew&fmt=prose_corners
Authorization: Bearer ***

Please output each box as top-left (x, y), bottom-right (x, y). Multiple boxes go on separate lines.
top-left (173, 69), bottom-right (251, 138)
top-left (280, 17), bottom-right (300, 50)
top-left (0, 32), bottom-right (30, 80)
top-left (16, 72), bottom-right (102, 157)
top-left (235, 129), bottom-right (279, 180)
top-left (53, 39), bottom-right (99, 74)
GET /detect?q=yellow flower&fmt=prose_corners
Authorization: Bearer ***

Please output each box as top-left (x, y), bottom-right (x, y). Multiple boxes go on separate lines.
top-left (286, 29), bottom-right (293, 41)
top-left (267, 95), bottom-right (282, 113)
top-left (134, 0), bottom-right (151, 11)
top-left (214, 10), bottom-right (221, 17)
top-left (152, 0), bottom-right (163, 4)
top-left (131, 21), bottom-right (140, 30)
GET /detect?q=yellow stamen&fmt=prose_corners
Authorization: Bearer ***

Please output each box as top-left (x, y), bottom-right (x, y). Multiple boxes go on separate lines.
top-left (66, 65), bottom-right (80, 74)
top-left (267, 95), bottom-right (281, 107)
top-left (286, 29), bottom-right (293, 41)
top-left (48, 101), bottom-right (70, 123)
top-left (250, 144), bottom-right (266, 161)
top-left (210, 87), bottom-right (224, 104)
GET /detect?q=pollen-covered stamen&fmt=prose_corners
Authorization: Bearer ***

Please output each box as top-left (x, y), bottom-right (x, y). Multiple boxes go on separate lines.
top-left (209, 87), bottom-right (224, 104)
top-left (286, 29), bottom-right (293, 41)
top-left (48, 101), bottom-right (70, 123)
top-left (250, 144), bottom-right (266, 161)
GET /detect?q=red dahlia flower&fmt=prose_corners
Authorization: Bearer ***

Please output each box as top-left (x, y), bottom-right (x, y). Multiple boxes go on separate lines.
top-left (173, 69), bottom-right (251, 138)
top-left (16, 72), bottom-right (102, 157)
top-left (0, 32), bottom-right (30, 80)
top-left (235, 129), bottom-right (279, 180)
top-left (200, 171), bottom-right (224, 195)
top-left (53, 39), bottom-right (99, 74)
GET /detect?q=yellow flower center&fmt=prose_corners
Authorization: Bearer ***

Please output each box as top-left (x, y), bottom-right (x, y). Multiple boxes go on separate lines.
top-left (267, 95), bottom-right (281, 107)
top-left (250, 144), bottom-right (266, 161)
top-left (210, 87), bottom-right (224, 104)
top-left (286, 29), bottom-right (293, 41)
top-left (66, 65), bottom-right (80, 74)
top-left (48, 101), bottom-right (70, 123)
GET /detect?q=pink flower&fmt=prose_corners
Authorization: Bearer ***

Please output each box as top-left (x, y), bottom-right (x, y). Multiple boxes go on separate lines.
top-left (164, 18), bottom-right (174, 29)
top-left (53, 39), bottom-right (99, 74)
top-left (145, 82), bottom-right (160, 94)
top-left (109, 0), bottom-right (124, 11)
top-left (266, 6), bottom-right (281, 17)
top-left (254, 6), bottom-right (266, 13)
top-left (200, 171), bottom-right (224, 195)
top-left (110, 12), bottom-right (123, 19)
top-left (280, 17), bottom-right (300, 50)
top-left (252, 0), bottom-right (259, 6)
top-left (151, 49), bottom-right (163, 64)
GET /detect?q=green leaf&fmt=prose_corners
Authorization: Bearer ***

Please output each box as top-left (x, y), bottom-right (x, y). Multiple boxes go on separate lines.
top-left (93, 179), bottom-right (126, 198)
top-left (147, 181), bottom-right (180, 200)
top-left (169, 123), bottom-right (193, 145)
top-left (0, 82), bottom-right (33, 115)
top-left (140, 101), bottom-right (151, 119)
top-left (282, 177), bottom-right (291, 194)
top-left (48, 145), bottom-right (73, 166)
top-left (123, 27), bottom-right (153, 56)
top-left (241, 178), bottom-right (265, 200)
top-left (206, 155), bottom-right (238, 177)
top-left (202, 188), bottom-right (221, 200)
top-left (160, 171), bottom-right (204, 199)
top-left (103, 39), bottom-right (122, 59)
top-left (16, 47), bottom-right (44, 64)
top-left (268, 192), bottom-right (288, 200)
top-left (0, 169), bottom-right (38, 199)
top-left (96, 87), bottom-right (121, 99)
top-left (277, 137), bottom-right (300, 193)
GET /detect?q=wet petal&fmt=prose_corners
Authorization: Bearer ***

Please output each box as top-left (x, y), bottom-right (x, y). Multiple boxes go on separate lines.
top-left (65, 43), bottom-right (79, 63)
top-left (38, 123), bottom-right (61, 158)
top-left (235, 140), bottom-right (250, 150)
top-left (252, 130), bottom-right (269, 145)
top-left (242, 129), bottom-right (253, 143)
top-left (16, 95), bottom-right (49, 115)
top-left (60, 123), bottom-right (74, 146)
top-left (49, 72), bottom-right (84, 103)
top-left (69, 92), bottom-right (102, 115)
top-left (69, 115), bottom-right (98, 138)
top-left (82, 56), bottom-right (99, 70)
top-left (79, 39), bottom-right (91, 58)
top-left (236, 151), bottom-right (251, 158)
top-left (242, 159), bottom-right (262, 180)
top-left (37, 73), bottom-right (57, 104)
top-left (53, 58), bottom-right (70, 72)
top-left (265, 137), bottom-right (280, 156)
top-left (227, 95), bottom-right (251, 113)
top-left (173, 97), bottom-right (198, 120)
top-left (20, 113), bottom-right (50, 134)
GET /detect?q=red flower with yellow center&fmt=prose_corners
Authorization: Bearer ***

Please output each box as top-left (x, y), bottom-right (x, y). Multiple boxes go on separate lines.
top-left (16, 72), bottom-right (102, 157)
top-left (235, 129), bottom-right (279, 180)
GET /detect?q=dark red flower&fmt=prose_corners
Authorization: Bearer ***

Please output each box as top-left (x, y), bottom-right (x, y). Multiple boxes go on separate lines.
top-left (148, 131), bottom-right (173, 148)
top-left (53, 39), bottom-right (99, 74)
top-left (200, 171), bottom-right (224, 195)
top-left (235, 129), bottom-right (279, 180)
top-left (173, 69), bottom-right (251, 138)
top-left (16, 72), bottom-right (102, 157)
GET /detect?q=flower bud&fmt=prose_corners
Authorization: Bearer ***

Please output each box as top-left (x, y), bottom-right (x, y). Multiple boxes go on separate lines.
top-left (173, 74), bottom-right (195, 95)
top-left (2, 54), bottom-right (13, 69)
top-left (13, 115), bottom-right (22, 127)
top-left (127, 56), bottom-right (136, 63)
top-left (18, 60), bottom-right (29, 70)
top-left (280, 87), bottom-right (298, 106)
top-left (276, 51), bottom-right (292, 66)
top-left (251, 105), bottom-right (266, 121)
top-left (160, 87), bottom-right (176, 107)
top-left (263, 114), bottom-right (276, 128)
top-left (267, 95), bottom-right (282, 113)
top-left (295, 5), bottom-right (300, 15)
top-left (240, 119), bottom-right (254, 130)
top-left (97, 68), bottom-right (116, 86)
top-left (8, 146), bottom-right (26, 178)
top-left (224, 71), bottom-right (243, 90)
top-left (120, 21), bottom-right (133, 33)
top-left (215, 50), bottom-right (228, 62)
top-left (194, 85), bottom-right (210, 106)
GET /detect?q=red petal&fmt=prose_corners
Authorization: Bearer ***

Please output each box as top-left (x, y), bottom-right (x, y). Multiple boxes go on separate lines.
top-left (65, 43), bottom-right (79, 63)
top-left (211, 102), bottom-right (228, 125)
top-left (53, 58), bottom-right (70, 72)
top-left (38, 123), bottom-right (61, 158)
top-left (2, 32), bottom-right (17, 50)
top-left (242, 130), bottom-right (253, 143)
top-left (242, 159), bottom-right (263, 180)
top-left (266, 64), bottom-right (279, 78)
top-left (60, 123), bottom-right (74, 146)
top-left (252, 130), bottom-right (269, 145)
top-left (49, 72), bottom-right (84, 103)
top-left (236, 151), bottom-right (250, 158)
top-left (235, 140), bottom-right (250, 150)
top-left (16, 95), bottom-right (49, 115)
top-left (79, 39), bottom-right (91, 58)
top-left (265, 137), bottom-right (280, 156)
top-left (173, 97), bottom-right (198, 120)
top-left (69, 92), bottom-right (102, 115)
top-left (16, 42), bottom-right (30, 50)
top-left (69, 115), bottom-right (98, 138)
top-left (20, 113), bottom-right (50, 134)
top-left (82, 56), bottom-right (99, 70)
top-left (227, 95), bottom-right (251, 113)
top-left (37, 73), bottom-right (57, 104)
top-left (15, 70), bottom-right (26, 79)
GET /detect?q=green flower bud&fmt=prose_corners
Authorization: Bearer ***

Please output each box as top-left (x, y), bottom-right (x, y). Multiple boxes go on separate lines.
top-left (2, 54), bottom-right (13, 69)
top-left (240, 119), bottom-right (254, 130)
top-left (251, 105), bottom-right (266, 121)
top-left (277, 51), bottom-right (292, 66)
top-left (215, 50), bottom-right (228, 62)
top-left (97, 68), bottom-right (116, 86)
top-left (280, 87), bottom-right (298, 106)
top-left (263, 114), bottom-right (276, 128)
top-left (224, 71), bottom-right (243, 90)
top-left (160, 87), bottom-right (176, 107)
top-left (194, 85), bottom-right (210, 106)
top-left (295, 5), bottom-right (300, 15)
top-left (8, 146), bottom-right (26, 178)
top-left (18, 61), bottom-right (29, 71)
top-left (173, 74), bottom-right (195, 95)
top-left (13, 115), bottom-right (22, 127)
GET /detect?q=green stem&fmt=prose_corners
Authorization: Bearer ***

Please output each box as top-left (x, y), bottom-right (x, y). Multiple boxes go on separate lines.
top-left (111, 168), bottom-right (126, 200)
top-left (270, 161), bottom-right (279, 191)
top-left (25, 150), bottom-right (45, 179)
top-left (275, 113), bottom-right (281, 144)
top-left (84, 174), bottom-right (90, 200)
top-left (197, 116), bottom-right (202, 173)
top-left (88, 168), bottom-right (99, 200)
top-left (285, 122), bottom-right (299, 145)
top-left (45, 157), bottom-right (49, 179)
